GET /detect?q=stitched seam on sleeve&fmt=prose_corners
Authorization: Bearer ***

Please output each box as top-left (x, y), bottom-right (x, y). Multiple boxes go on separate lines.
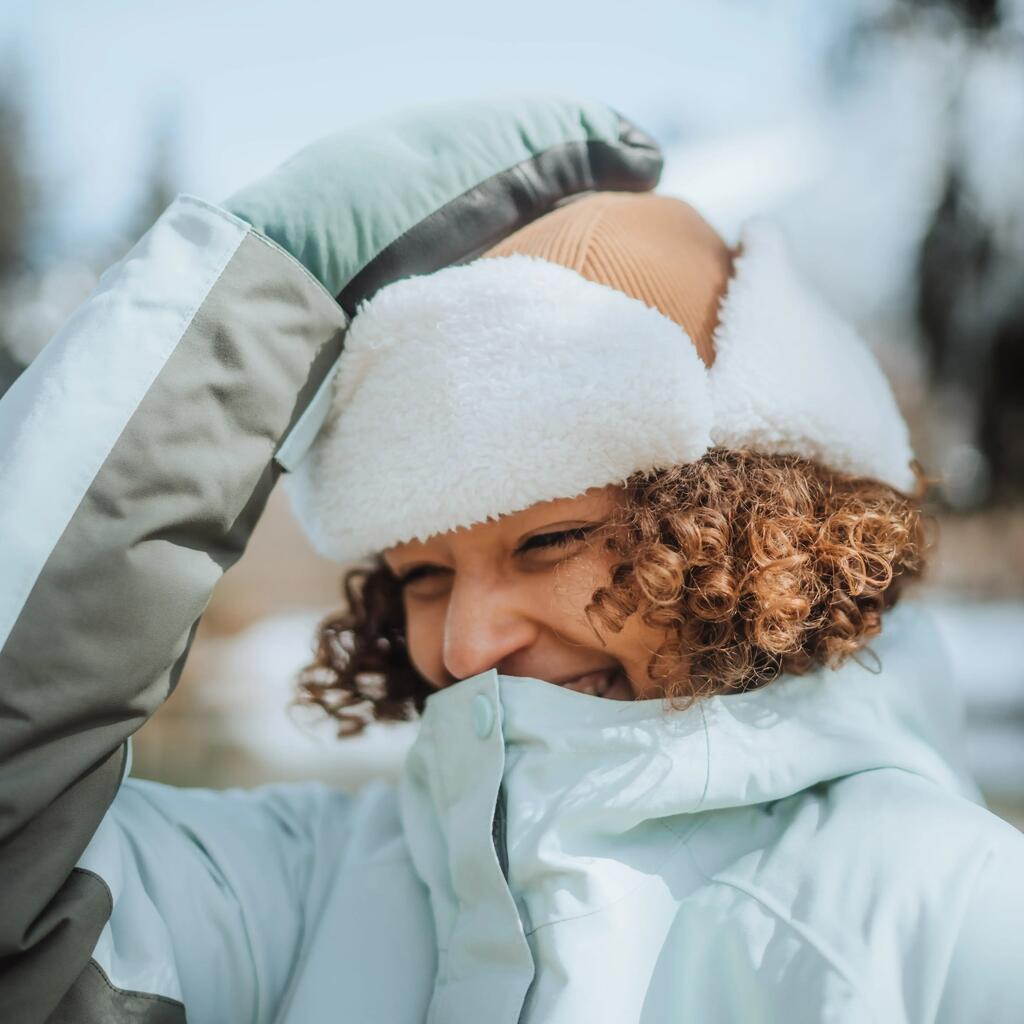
top-left (0, 202), bottom-right (246, 651)
top-left (240, 224), bottom-right (350, 315)
top-left (71, 866), bottom-right (115, 919)
top-left (83, 957), bottom-right (186, 1010)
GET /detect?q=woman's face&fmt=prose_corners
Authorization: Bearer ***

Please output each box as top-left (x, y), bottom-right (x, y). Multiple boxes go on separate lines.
top-left (380, 486), bottom-right (681, 699)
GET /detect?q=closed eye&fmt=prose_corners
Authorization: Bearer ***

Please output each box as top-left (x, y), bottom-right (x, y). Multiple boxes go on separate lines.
top-left (516, 525), bottom-right (597, 554)
top-left (395, 563), bottom-right (448, 587)
top-left (393, 525), bottom-right (600, 588)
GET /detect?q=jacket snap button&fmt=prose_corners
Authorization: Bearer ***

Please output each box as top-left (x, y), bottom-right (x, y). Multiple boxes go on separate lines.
top-left (471, 694), bottom-right (495, 739)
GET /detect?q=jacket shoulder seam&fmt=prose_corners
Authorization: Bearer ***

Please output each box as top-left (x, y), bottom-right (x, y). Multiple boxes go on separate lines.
top-left (704, 873), bottom-right (880, 1018)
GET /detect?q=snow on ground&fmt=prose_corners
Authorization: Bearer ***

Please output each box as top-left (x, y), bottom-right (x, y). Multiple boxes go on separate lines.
top-left (177, 610), bottom-right (417, 792)
top-left (921, 595), bottom-right (1024, 804)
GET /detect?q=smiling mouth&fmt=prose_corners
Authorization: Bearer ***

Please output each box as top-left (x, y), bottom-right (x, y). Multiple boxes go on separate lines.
top-left (556, 668), bottom-right (625, 697)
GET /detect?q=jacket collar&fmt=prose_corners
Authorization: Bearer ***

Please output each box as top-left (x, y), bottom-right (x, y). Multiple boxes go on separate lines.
top-left (398, 600), bottom-right (981, 1001)
top-left (417, 599), bottom-right (980, 821)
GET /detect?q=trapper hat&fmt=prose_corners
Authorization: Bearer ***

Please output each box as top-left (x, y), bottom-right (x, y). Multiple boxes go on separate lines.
top-left (284, 190), bottom-right (918, 564)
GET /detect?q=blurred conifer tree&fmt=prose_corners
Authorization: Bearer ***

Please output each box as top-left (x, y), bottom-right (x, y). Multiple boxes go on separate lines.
top-left (842, 0), bottom-right (1024, 504)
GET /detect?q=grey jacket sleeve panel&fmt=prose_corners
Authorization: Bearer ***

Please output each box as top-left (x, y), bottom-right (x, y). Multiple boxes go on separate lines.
top-left (0, 195), bottom-right (348, 1021)
top-left (48, 959), bottom-right (187, 1024)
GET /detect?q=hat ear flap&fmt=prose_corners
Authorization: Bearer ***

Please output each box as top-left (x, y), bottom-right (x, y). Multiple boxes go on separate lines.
top-left (708, 219), bottom-right (917, 493)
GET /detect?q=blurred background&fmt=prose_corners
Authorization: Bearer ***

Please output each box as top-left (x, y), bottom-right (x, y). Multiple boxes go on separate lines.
top-left (1, 0), bottom-right (1021, 825)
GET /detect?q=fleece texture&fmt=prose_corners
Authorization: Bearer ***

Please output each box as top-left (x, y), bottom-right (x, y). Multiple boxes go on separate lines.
top-left (709, 220), bottom-right (916, 490)
top-left (285, 218), bottom-right (917, 563)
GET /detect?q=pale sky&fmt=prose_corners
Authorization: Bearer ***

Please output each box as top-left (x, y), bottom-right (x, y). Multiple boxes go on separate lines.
top-left (0, 0), bottom-right (848, 254)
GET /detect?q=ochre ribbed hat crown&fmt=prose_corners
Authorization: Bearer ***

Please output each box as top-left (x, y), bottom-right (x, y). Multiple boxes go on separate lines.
top-left (482, 191), bottom-right (734, 367)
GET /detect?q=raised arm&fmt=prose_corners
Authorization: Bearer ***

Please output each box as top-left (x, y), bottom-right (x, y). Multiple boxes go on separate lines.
top-left (0, 95), bottom-right (661, 1022)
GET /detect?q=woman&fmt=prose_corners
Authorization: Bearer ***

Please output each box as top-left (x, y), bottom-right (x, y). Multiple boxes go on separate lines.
top-left (0, 95), bottom-right (1020, 1024)
top-left (292, 190), bottom-right (931, 716)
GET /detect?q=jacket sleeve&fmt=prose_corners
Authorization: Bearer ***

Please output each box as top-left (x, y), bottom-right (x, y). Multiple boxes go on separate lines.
top-left (65, 775), bottom-right (361, 1024)
top-left (934, 822), bottom-right (1024, 1023)
top-left (0, 195), bottom-right (350, 1023)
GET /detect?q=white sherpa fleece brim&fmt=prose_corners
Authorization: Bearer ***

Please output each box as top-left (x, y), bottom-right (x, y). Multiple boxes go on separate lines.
top-left (283, 218), bottom-right (917, 563)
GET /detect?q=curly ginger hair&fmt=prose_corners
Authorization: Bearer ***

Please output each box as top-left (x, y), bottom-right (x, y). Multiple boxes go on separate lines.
top-left (297, 448), bottom-right (931, 736)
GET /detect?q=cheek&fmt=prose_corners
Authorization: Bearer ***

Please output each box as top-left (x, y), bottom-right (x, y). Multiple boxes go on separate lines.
top-left (552, 544), bottom-right (616, 610)
top-left (402, 598), bottom-right (448, 688)
top-left (556, 548), bottom-right (679, 694)
top-left (546, 547), bottom-right (618, 637)
top-left (615, 608), bottom-right (689, 696)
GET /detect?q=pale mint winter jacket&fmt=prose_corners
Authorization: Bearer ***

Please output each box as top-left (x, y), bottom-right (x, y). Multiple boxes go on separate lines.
top-left (1, 96), bottom-right (1022, 1023)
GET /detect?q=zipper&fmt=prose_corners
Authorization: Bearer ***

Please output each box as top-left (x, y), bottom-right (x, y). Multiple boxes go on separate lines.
top-left (493, 779), bottom-right (535, 1023)
top-left (491, 782), bottom-right (510, 882)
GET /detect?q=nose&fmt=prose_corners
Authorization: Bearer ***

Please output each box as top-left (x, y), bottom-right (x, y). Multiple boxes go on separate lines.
top-left (441, 571), bottom-right (539, 682)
